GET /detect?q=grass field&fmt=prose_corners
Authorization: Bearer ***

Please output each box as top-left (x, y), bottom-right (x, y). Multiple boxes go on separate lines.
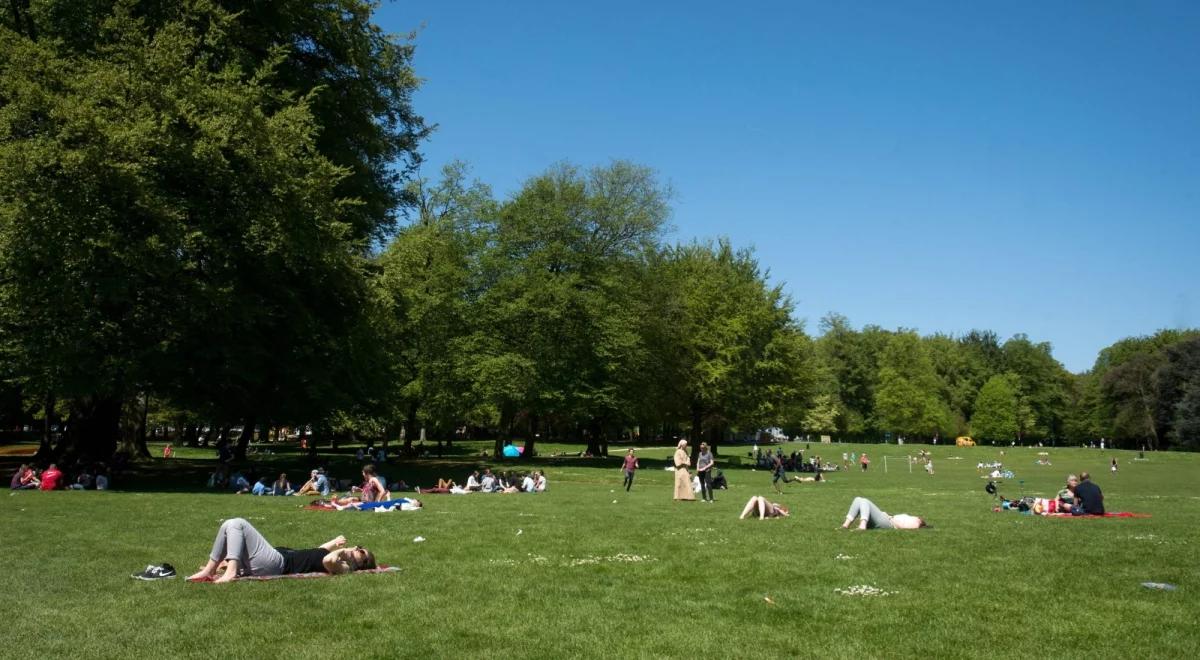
top-left (3, 441), bottom-right (1197, 659)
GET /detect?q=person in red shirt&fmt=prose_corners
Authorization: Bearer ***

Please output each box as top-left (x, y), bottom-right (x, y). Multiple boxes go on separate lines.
top-left (38, 464), bottom-right (63, 490)
top-left (622, 449), bottom-right (639, 491)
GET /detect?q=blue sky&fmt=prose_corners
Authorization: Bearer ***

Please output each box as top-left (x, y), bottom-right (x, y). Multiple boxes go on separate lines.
top-left (377, 1), bottom-right (1200, 373)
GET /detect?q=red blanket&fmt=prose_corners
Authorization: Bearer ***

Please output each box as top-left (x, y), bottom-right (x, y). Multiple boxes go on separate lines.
top-left (188, 565), bottom-right (400, 582)
top-left (1045, 512), bottom-right (1150, 518)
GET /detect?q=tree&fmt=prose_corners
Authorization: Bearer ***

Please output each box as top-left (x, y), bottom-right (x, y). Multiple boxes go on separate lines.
top-left (648, 240), bottom-right (812, 453)
top-left (971, 374), bottom-right (1021, 442)
top-left (1154, 337), bottom-right (1200, 449)
top-left (376, 161), bottom-right (496, 448)
top-left (464, 161), bottom-right (671, 456)
top-left (0, 1), bottom-right (427, 459)
top-left (873, 332), bottom-right (950, 439)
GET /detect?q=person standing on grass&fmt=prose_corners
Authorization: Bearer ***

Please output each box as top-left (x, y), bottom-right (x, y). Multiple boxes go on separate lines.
top-left (1111, 458), bottom-right (1118, 475)
top-left (673, 440), bottom-right (695, 501)
top-left (622, 449), bottom-right (639, 491)
top-left (840, 497), bottom-right (926, 530)
top-left (859, 453), bottom-right (870, 472)
top-left (696, 442), bottom-right (715, 502)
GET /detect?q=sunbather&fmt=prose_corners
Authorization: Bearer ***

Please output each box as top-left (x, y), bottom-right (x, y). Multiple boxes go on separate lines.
top-left (186, 518), bottom-right (376, 583)
top-left (840, 496), bottom-right (926, 530)
top-left (739, 495), bottom-right (790, 519)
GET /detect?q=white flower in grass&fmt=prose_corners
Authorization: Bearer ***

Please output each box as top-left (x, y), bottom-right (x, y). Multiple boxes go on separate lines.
top-left (835, 584), bottom-right (896, 597)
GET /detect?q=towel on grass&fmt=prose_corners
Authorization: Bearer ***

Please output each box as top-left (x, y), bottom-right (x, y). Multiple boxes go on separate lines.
top-left (1046, 512), bottom-right (1150, 518)
top-left (305, 498), bottom-right (420, 512)
top-left (189, 565), bottom-right (400, 582)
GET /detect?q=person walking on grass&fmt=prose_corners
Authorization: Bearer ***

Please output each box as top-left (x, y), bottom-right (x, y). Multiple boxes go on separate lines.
top-left (771, 452), bottom-right (792, 494)
top-left (622, 449), bottom-right (639, 491)
top-left (859, 453), bottom-right (870, 472)
top-left (673, 440), bottom-right (695, 501)
top-left (696, 442), bottom-right (715, 502)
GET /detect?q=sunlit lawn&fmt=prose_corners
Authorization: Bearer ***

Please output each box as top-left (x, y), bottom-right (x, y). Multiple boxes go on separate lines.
top-left (3, 441), bottom-right (1196, 659)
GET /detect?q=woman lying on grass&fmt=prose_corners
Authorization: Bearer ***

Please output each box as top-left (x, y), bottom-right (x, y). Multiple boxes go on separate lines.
top-left (739, 495), bottom-right (790, 519)
top-left (840, 497), bottom-right (927, 530)
top-left (187, 518), bottom-right (376, 583)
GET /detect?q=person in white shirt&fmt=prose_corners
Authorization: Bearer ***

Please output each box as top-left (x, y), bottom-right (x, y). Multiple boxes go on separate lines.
top-left (464, 471), bottom-right (482, 492)
top-left (533, 470), bottom-right (547, 492)
top-left (521, 473), bottom-right (536, 493)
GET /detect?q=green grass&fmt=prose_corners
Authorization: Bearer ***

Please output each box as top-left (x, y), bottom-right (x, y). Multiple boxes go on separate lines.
top-left (3, 442), bottom-right (1197, 659)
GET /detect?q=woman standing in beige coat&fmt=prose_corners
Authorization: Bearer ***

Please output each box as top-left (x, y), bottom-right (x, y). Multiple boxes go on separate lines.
top-left (673, 439), bottom-right (695, 501)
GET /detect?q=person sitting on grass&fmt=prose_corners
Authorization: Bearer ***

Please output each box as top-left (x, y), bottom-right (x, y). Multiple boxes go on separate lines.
top-left (464, 471), bottom-right (483, 492)
top-left (230, 471), bottom-right (251, 494)
top-left (480, 469), bottom-right (497, 492)
top-left (271, 472), bottom-right (293, 496)
top-left (351, 464), bottom-right (389, 502)
top-left (250, 477), bottom-right (271, 496)
top-left (295, 469), bottom-right (331, 497)
top-left (521, 472), bottom-right (536, 493)
top-left (69, 466), bottom-right (94, 490)
top-left (38, 463), bottom-right (64, 491)
top-left (840, 496), bottom-right (926, 530)
top-left (1072, 471), bottom-right (1105, 516)
top-left (1057, 474), bottom-right (1079, 512)
top-left (739, 495), bottom-right (790, 520)
top-left (186, 518), bottom-right (376, 583)
top-left (11, 464), bottom-right (39, 490)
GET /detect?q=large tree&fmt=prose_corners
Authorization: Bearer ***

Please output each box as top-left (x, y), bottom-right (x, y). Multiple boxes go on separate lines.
top-left (971, 374), bottom-right (1021, 443)
top-left (873, 331), bottom-right (950, 439)
top-left (464, 161), bottom-right (670, 456)
top-left (648, 239), bottom-right (812, 453)
top-left (0, 0), bottom-right (426, 459)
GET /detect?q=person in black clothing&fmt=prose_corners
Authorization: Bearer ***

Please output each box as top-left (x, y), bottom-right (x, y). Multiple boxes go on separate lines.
top-left (1071, 472), bottom-right (1105, 515)
top-left (186, 518), bottom-right (377, 582)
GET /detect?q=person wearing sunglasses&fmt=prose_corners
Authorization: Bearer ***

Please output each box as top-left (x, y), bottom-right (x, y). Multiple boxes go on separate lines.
top-left (187, 518), bottom-right (377, 583)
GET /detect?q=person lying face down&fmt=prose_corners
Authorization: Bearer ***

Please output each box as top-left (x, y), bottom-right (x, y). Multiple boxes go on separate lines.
top-left (187, 518), bottom-right (376, 583)
top-left (840, 497), bottom-right (926, 530)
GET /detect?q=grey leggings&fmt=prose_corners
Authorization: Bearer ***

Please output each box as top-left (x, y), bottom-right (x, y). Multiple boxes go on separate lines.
top-left (209, 518), bottom-right (285, 576)
top-left (844, 497), bottom-right (894, 529)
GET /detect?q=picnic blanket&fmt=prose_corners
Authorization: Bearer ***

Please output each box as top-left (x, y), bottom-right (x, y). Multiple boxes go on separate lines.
top-left (189, 565), bottom-right (400, 582)
top-left (1046, 512), bottom-right (1150, 518)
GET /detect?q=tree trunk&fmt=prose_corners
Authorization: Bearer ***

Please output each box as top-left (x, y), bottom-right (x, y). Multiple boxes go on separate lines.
top-left (257, 423), bottom-right (270, 445)
top-left (235, 416), bottom-right (254, 461)
top-left (524, 412), bottom-right (539, 459)
top-left (689, 404), bottom-right (703, 461)
top-left (128, 392), bottom-right (151, 458)
top-left (36, 391), bottom-right (55, 459)
top-left (63, 394), bottom-right (122, 462)
top-left (184, 423), bottom-right (199, 447)
top-left (404, 401), bottom-right (418, 452)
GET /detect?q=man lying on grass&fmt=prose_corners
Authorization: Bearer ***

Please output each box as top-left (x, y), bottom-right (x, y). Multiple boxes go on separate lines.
top-left (187, 518), bottom-right (377, 583)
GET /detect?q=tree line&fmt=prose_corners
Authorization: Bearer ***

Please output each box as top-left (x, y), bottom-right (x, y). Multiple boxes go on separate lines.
top-left (2, 1), bottom-right (1196, 462)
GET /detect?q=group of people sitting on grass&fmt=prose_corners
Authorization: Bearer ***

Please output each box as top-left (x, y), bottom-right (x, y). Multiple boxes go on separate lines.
top-left (997, 472), bottom-right (1106, 516)
top-left (417, 468), bottom-right (546, 494)
top-left (10, 462), bottom-right (110, 491)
